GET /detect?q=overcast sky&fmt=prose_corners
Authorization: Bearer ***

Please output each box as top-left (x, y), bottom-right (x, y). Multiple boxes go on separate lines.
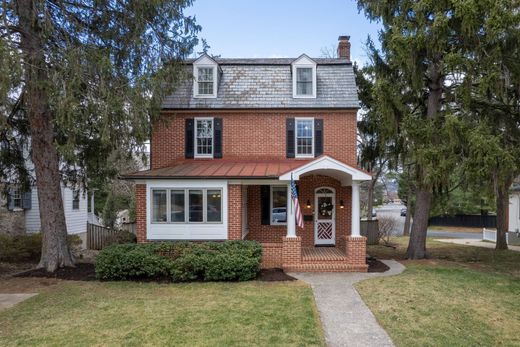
top-left (186, 0), bottom-right (382, 66)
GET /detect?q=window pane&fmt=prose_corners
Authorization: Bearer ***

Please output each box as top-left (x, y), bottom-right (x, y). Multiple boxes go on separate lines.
top-left (72, 190), bottom-right (80, 210)
top-left (297, 68), bottom-right (312, 82)
top-left (189, 190), bottom-right (203, 222)
top-left (197, 68), bottom-right (214, 95)
top-left (196, 119), bottom-right (213, 155)
top-left (271, 186), bottom-right (287, 223)
top-left (198, 67), bottom-right (213, 81)
top-left (152, 190), bottom-right (167, 222)
top-left (171, 190), bottom-right (185, 222)
top-left (296, 120), bottom-right (313, 155)
top-left (206, 190), bottom-right (222, 222)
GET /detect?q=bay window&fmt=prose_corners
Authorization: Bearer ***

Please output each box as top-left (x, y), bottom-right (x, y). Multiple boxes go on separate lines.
top-left (152, 188), bottom-right (222, 223)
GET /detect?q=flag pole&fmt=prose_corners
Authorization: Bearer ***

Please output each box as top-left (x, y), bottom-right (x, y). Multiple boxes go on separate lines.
top-left (290, 173), bottom-right (293, 214)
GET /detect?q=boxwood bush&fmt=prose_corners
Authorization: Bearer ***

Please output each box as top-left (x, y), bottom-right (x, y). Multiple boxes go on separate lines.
top-left (95, 240), bottom-right (262, 282)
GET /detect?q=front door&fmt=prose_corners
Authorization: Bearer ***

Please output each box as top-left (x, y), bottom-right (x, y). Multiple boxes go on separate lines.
top-left (314, 187), bottom-right (336, 245)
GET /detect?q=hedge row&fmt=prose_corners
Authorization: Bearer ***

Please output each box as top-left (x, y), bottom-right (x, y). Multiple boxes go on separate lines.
top-left (95, 241), bottom-right (262, 282)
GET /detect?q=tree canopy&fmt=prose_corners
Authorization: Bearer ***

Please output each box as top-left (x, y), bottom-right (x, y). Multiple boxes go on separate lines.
top-left (1, 0), bottom-right (200, 271)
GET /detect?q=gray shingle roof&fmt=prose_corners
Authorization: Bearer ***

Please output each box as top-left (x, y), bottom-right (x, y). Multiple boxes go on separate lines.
top-left (162, 58), bottom-right (359, 109)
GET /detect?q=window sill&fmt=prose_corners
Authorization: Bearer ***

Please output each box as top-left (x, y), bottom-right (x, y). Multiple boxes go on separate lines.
top-left (292, 94), bottom-right (316, 99)
top-left (193, 94), bottom-right (217, 99)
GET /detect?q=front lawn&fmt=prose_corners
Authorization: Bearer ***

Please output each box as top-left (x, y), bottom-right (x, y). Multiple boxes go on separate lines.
top-left (357, 237), bottom-right (520, 346)
top-left (0, 280), bottom-right (324, 347)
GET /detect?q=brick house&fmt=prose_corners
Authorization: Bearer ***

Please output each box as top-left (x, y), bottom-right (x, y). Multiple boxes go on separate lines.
top-left (127, 36), bottom-right (371, 272)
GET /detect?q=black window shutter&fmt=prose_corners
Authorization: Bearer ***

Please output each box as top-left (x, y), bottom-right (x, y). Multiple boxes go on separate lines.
top-left (185, 118), bottom-right (194, 159)
top-left (7, 190), bottom-right (13, 211)
top-left (22, 191), bottom-right (32, 209)
top-left (315, 119), bottom-right (323, 157)
top-left (260, 185), bottom-right (270, 225)
top-left (214, 118), bottom-right (223, 158)
top-left (286, 118), bottom-right (295, 158)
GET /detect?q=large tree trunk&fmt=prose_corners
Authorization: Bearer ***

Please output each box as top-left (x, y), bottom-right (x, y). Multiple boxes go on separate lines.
top-left (405, 61), bottom-right (442, 259)
top-left (406, 187), bottom-right (432, 258)
top-left (17, 0), bottom-right (74, 271)
top-left (403, 196), bottom-right (412, 236)
top-left (494, 174), bottom-right (511, 251)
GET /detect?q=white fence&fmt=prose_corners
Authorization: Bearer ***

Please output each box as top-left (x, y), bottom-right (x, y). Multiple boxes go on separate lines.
top-left (482, 228), bottom-right (511, 243)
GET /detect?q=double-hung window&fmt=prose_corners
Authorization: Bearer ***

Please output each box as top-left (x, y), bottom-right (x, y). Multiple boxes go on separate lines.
top-left (195, 118), bottom-right (213, 157)
top-left (197, 67), bottom-right (214, 95)
top-left (151, 188), bottom-right (222, 224)
top-left (72, 190), bottom-right (80, 210)
top-left (12, 189), bottom-right (22, 209)
top-left (296, 68), bottom-right (313, 96)
top-left (295, 118), bottom-right (314, 157)
top-left (270, 186), bottom-right (287, 225)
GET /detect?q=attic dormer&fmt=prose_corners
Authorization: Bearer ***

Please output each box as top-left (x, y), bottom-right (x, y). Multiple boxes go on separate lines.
top-left (193, 54), bottom-right (220, 98)
top-left (292, 54), bottom-right (317, 99)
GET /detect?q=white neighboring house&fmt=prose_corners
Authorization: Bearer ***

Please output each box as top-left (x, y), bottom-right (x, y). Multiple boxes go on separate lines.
top-left (6, 184), bottom-right (88, 235)
top-left (508, 185), bottom-right (520, 233)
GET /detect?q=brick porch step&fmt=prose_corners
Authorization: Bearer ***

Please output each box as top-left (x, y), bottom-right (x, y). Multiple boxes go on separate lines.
top-left (285, 263), bottom-right (369, 272)
top-left (301, 247), bottom-right (348, 263)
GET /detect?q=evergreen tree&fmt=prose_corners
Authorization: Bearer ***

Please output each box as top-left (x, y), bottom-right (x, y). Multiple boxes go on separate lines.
top-left (358, 0), bottom-right (492, 258)
top-left (1, 0), bottom-right (200, 271)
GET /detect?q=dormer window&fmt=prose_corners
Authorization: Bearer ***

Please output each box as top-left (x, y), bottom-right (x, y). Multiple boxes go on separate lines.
top-left (193, 54), bottom-right (219, 98)
top-left (292, 54), bottom-right (317, 98)
top-left (296, 68), bottom-right (313, 95)
top-left (197, 67), bottom-right (214, 95)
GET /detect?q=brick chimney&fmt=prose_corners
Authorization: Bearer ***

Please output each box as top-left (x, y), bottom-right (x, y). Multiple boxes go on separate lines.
top-left (337, 36), bottom-right (351, 60)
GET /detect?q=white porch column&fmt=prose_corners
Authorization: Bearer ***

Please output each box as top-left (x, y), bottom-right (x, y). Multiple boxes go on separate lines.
top-left (286, 183), bottom-right (296, 237)
top-left (351, 180), bottom-right (361, 237)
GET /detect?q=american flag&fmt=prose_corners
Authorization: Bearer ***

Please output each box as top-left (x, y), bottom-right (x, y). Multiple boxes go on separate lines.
top-left (291, 175), bottom-right (304, 229)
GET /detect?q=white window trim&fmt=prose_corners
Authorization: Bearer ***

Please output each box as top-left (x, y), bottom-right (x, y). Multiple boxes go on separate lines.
top-left (193, 65), bottom-right (218, 98)
top-left (292, 65), bottom-right (317, 98)
top-left (150, 187), bottom-right (223, 224)
top-left (194, 117), bottom-right (214, 158)
top-left (270, 185), bottom-right (288, 226)
top-left (72, 189), bottom-right (80, 211)
top-left (12, 188), bottom-right (22, 209)
top-left (295, 117), bottom-right (315, 158)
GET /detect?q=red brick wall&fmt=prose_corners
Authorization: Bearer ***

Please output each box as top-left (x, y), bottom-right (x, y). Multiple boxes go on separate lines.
top-left (260, 242), bottom-right (283, 268)
top-left (282, 236), bottom-right (302, 268)
top-left (151, 110), bottom-right (357, 169)
top-left (228, 184), bottom-right (242, 240)
top-left (344, 236), bottom-right (367, 269)
top-left (135, 184), bottom-right (147, 243)
top-left (245, 175), bottom-right (352, 246)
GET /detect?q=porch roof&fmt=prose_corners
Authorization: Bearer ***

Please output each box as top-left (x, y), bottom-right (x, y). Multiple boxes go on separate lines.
top-left (124, 155), bottom-right (372, 183)
top-left (124, 159), bottom-right (312, 179)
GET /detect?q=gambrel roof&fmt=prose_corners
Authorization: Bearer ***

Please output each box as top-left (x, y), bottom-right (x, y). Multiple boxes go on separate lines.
top-left (162, 56), bottom-right (359, 109)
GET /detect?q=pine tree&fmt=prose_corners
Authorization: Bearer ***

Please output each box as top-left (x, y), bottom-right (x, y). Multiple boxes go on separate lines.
top-left (1, 0), bottom-right (200, 271)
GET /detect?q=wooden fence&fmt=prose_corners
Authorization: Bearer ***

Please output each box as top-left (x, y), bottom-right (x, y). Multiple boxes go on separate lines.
top-left (429, 214), bottom-right (496, 228)
top-left (86, 223), bottom-right (119, 250)
top-left (360, 220), bottom-right (379, 245)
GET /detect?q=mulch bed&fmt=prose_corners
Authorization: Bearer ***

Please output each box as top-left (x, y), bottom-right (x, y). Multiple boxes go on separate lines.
top-left (15, 263), bottom-right (97, 281)
top-left (257, 268), bottom-right (297, 282)
top-left (367, 257), bottom-right (390, 273)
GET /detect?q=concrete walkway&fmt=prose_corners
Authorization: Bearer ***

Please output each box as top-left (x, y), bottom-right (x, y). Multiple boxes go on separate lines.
top-left (0, 293), bottom-right (38, 311)
top-left (435, 238), bottom-right (520, 252)
top-left (291, 260), bottom-right (405, 347)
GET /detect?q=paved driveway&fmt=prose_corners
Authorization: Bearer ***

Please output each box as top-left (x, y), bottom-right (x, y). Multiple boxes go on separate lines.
top-left (0, 293), bottom-right (37, 311)
top-left (291, 260), bottom-right (405, 347)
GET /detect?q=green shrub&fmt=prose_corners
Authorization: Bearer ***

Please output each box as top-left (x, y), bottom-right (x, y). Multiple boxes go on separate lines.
top-left (0, 233), bottom-right (84, 263)
top-left (95, 240), bottom-right (262, 282)
top-left (104, 230), bottom-right (137, 246)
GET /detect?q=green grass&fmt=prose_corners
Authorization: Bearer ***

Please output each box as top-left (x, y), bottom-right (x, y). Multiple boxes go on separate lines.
top-left (357, 237), bottom-right (520, 346)
top-left (0, 281), bottom-right (324, 347)
top-left (369, 237), bottom-right (520, 278)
